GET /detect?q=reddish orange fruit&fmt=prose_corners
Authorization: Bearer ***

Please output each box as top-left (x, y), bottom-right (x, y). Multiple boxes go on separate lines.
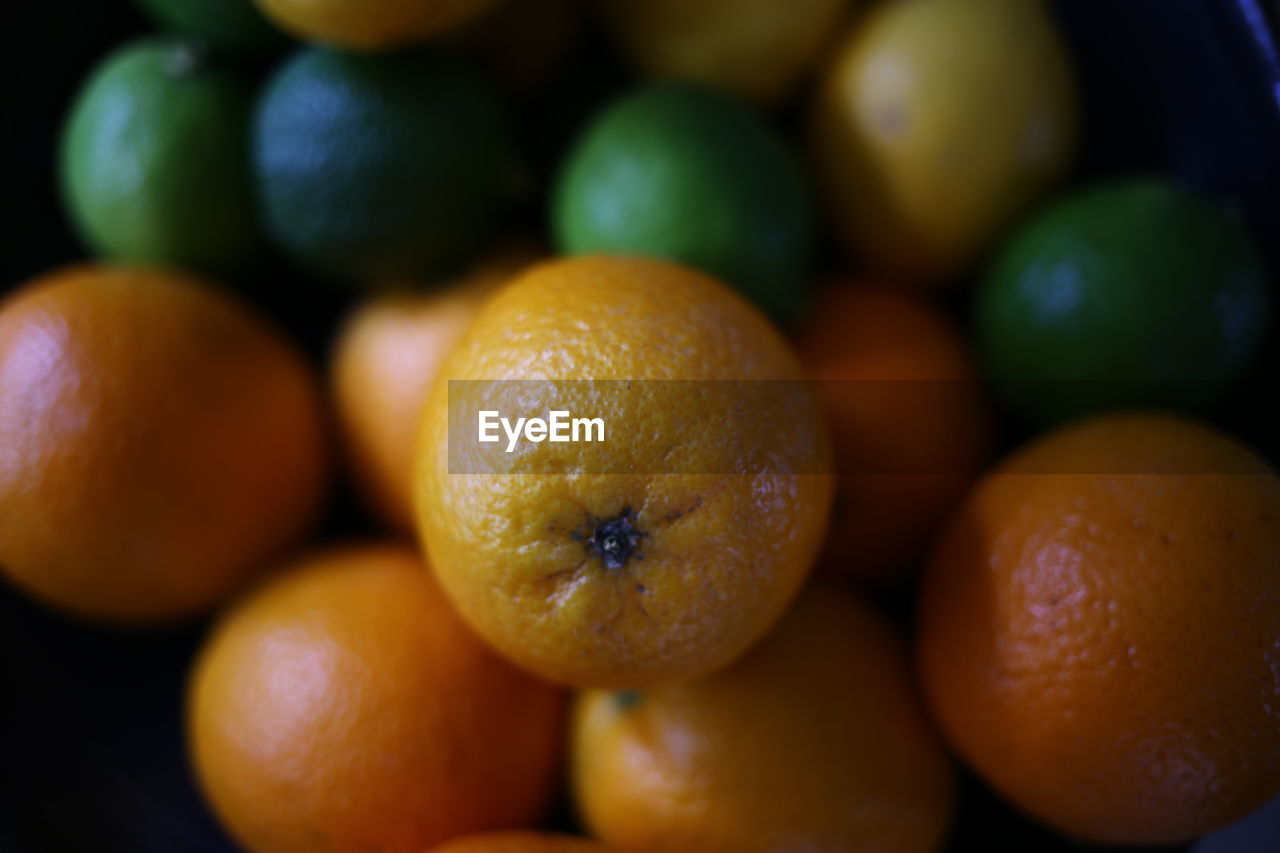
top-left (920, 412), bottom-right (1280, 844)
top-left (189, 544), bottom-right (566, 853)
top-left (332, 242), bottom-right (541, 531)
top-left (796, 282), bottom-right (990, 581)
top-left (572, 586), bottom-right (953, 852)
top-left (0, 264), bottom-right (328, 623)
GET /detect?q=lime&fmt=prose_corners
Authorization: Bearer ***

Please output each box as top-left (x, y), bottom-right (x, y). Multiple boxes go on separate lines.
top-left (976, 179), bottom-right (1270, 425)
top-left (552, 84), bottom-right (814, 323)
top-left (60, 38), bottom-right (262, 275)
top-left (253, 47), bottom-right (510, 284)
top-left (133, 0), bottom-right (288, 57)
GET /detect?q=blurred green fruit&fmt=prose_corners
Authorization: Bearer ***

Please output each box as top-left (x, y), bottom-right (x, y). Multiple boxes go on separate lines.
top-left (60, 38), bottom-right (263, 275)
top-left (253, 47), bottom-right (511, 284)
top-left (552, 84), bottom-right (814, 323)
top-left (976, 179), bottom-right (1270, 425)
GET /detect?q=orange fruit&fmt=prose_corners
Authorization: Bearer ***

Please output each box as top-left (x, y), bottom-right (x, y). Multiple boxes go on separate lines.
top-left (572, 586), bottom-right (954, 852)
top-left (795, 282), bottom-right (990, 582)
top-left (0, 264), bottom-right (327, 623)
top-left (332, 241), bottom-right (542, 532)
top-left (252, 0), bottom-right (502, 50)
top-left (427, 831), bottom-right (613, 852)
top-left (188, 543), bottom-right (566, 853)
top-left (919, 412), bottom-right (1280, 844)
top-left (415, 255), bottom-right (833, 688)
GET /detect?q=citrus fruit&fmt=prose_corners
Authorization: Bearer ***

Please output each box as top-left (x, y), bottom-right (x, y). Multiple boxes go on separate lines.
top-left (415, 255), bottom-right (833, 688)
top-left (60, 37), bottom-right (262, 275)
top-left (976, 179), bottom-right (1271, 425)
top-left (133, 0), bottom-right (287, 56)
top-left (252, 0), bottom-right (501, 51)
top-left (253, 46), bottom-right (510, 283)
top-left (600, 0), bottom-right (850, 104)
top-left (552, 85), bottom-right (814, 323)
top-left (572, 586), bottom-right (954, 852)
top-left (429, 832), bottom-right (614, 852)
top-left (332, 241), bottom-right (542, 531)
top-left (0, 265), bottom-right (327, 623)
top-left (795, 282), bottom-right (990, 582)
top-left (810, 0), bottom-right (1075, 283)
top-left (919, 412), bottom-right (1280, 844)
top-left (189, 544), bottom-right (566, 853)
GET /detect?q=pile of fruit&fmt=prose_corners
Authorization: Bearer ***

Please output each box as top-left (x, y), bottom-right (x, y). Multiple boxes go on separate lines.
top-left (2, 0), bottom-right (1277, 850)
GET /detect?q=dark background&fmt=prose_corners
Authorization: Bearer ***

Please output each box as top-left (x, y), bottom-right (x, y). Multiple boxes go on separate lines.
top-left (3, 0), bottom-right (1280, 850)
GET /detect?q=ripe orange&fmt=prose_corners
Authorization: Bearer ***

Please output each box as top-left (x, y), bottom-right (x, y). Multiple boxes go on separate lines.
top-left (572, 586), bottom-right (954, 852)
top-left (253, 0), bottom-right (501, 50)
top-left (188, 544), bottom-right (566, 853)
top-left (415, 255), bottom-right (833, 688)
top-left (332, 241), bottom-right (542, 531)
top-left (919, 412), bottom-right (1280, 844)
top-left (0, 264), bottom-right (327, 623)
top-left (427, 831), bottom-right (613, 852)
top-left (795, 282), bottom-right (990, 582)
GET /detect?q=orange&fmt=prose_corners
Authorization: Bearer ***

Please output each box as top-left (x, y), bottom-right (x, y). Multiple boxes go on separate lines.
top-left (188, 543), bottom-right (566, 853)
top-left (919, 412), bottom-right (1280, 844)
top-left (571, 586), bottom-right (954, 852)
top-left (0, 264), bottom-right (327, 623)
top-left (427, 831), bottom-right (613, 852)
top-left (332, 241), bottom-right (542, 532)
top-left (795, 282), bottom-right (990, 582)
top-left (253, 0), bottom-right (502, 51)
top-left (810, 0), bottom-right (1075, 284)
top-left (415, 255), bottom-right (833, 688)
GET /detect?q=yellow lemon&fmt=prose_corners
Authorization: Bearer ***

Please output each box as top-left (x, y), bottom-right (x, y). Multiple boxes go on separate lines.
top-left (811, 0), bottom-right (1075, 284)
top-left (602, 0), bottom-right (851, 104)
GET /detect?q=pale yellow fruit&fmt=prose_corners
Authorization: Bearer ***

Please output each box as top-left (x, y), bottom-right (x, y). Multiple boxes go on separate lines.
top-left (811, 0), bottom-right (1076, 284)
top-left (602, 0), bottom-right (852, 104)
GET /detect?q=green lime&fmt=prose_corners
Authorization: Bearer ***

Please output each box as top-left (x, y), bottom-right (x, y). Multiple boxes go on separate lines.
top-left (60, 38), bottom-right (262, 275)
top-left (551, 84), bottom-right (813, 323)
top-left (133, 0), bottom-right (288, 57)
top-left (976, 178), bottom-right (1270, 425)
top-left (253, 47), bottom-right (510, 284)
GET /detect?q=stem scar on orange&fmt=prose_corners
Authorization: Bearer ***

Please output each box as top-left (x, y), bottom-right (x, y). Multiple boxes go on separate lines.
top-left (414, 255), bottom-right (833, 688)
